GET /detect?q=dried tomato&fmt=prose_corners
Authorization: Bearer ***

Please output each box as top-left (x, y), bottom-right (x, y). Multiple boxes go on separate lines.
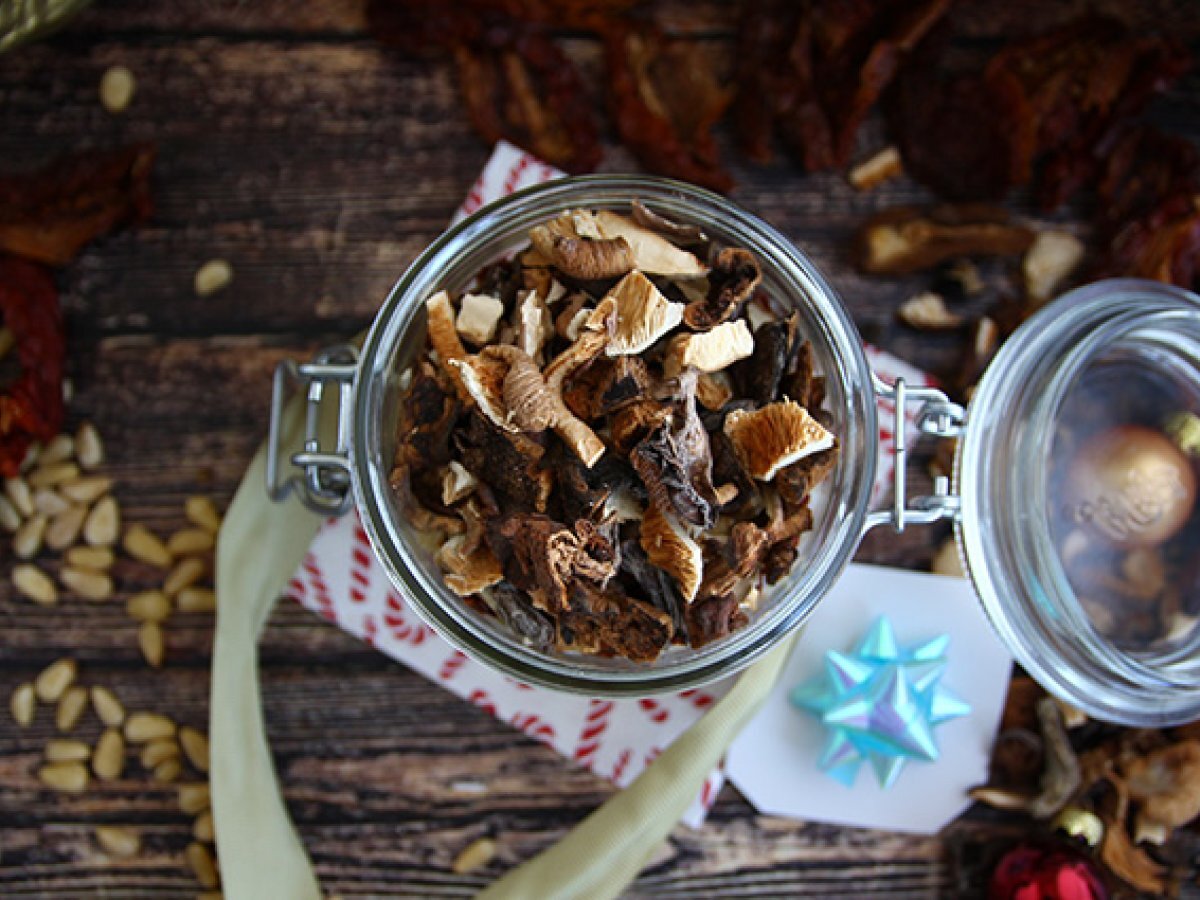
top-left (604, 24), bottom-right (733, 193)
top-left (0, 257), bottom-right (65, 475)
top-left (0, 143), bottom-right (154, 267)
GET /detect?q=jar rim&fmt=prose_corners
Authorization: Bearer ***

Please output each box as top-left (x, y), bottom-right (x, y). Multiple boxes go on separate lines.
top-left (350, 174), bottom-right (877, 695)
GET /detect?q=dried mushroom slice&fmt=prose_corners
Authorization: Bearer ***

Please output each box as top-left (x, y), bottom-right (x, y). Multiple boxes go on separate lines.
top-left (724, 399), bottom-right (835, 481)
top-left (457, 413), bottom-right (552, 514)
top-left (684, 247), bottom-right (762, 330)
top-left (456, 293), bottom-right (505, 346)
top-left (640, 502), bottom-right (704, 602)
top-left (499, 514), bottom-right (618, 614)
top-left (437, 535), bottom-right (504, 596)
top-left (1123, 740), bottom-right (1200, 829)
top-left (425, 291), bottom-right (471, 400)
top-left (592, 210), bottom-right (707, 276)
top-left (662, 319), bottom-right (754, 377)
top-left (449, 349), bottom-right (515, 432)
top-left (516, 289), bottom-right (552, 360)
top-left (530, 211), bottom-right (635, 280)
top-left (558, 580), bottom-right (673, 662)
top-left (605, 270), bottom-right (686, 356)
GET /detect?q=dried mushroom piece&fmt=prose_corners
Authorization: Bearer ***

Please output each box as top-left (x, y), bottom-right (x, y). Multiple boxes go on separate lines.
top-left (456, 293), bottom-right (505, 346)
top-left (853, 205), bottom-right (1034, 276)
top-left (662, 320), bottom-right (754, 378)
top-left (437, 535), bottom-right (504, 596)
top-left (1123, 740), bottom-right (1200, 830)
top-left (684, 248), bottom-right (762, 331)
top-left (516, 289), bottom-right (553, 360)
top-left (558, 580), bottom-right (673, 662)
top-left (531, 211), bottom-right (635, 280)
top-left (592, 210), bottom-right (706, 277)
top-left (897, 292), bottom-right (965, 330)
top-left (499, 514), bottom-right (618, 614)
top-left (724, 400), bottom-right (835, 481)
top-left (630, 200), bottom-right (708, 248)
top-left (640, 502), bottom-right (704, 603)
top-left (426, 290), bottom-right (472, 400)
top-left (605, 270), bottom-right (686, 356)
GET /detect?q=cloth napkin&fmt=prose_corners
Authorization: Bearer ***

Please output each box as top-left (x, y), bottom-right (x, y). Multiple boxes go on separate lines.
top-left (211, 142), bottom-right (936, 898)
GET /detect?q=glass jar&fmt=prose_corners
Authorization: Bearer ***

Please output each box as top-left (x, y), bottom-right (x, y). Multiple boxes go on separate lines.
top-left (267, 176), bottom-right (1200, 725)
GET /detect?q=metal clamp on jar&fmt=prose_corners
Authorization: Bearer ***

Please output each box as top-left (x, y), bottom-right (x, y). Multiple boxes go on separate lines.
top-left (267, 177), bottom-right (1200, 725)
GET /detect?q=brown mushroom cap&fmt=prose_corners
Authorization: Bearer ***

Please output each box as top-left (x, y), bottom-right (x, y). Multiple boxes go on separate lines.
top-left (530, 211), bottom-right (636, 280)
top-left (724, 399), bottom-right (836, 481)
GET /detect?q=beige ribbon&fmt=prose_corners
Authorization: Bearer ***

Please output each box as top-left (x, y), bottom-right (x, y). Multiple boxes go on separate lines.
top-left (211, 392), bottom-right (792, 899)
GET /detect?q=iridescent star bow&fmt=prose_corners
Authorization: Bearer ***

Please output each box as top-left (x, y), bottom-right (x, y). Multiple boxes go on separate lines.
top-left (789, 616), bottom-right (970, 788)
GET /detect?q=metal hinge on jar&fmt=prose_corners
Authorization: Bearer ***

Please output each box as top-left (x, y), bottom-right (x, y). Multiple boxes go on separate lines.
top-left (266, 345), bottom-right (359, 516)
top-left (863, 374), bottom-right (965, 534)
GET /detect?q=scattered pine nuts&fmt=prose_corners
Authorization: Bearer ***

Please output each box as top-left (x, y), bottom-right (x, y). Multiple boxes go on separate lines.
top-left (185, 496), bottom-right (222, 534)
top-left (141, 738), bottom-right (179, 769)
top-left (179, 727), bottom-right (210, 773)
top-left (83, 496), bottom-right (120, 547)
top-left (61, 567), bottom-right (115, 602)
top-left (56, 685), bottom-right (89, 731)
top-left (95, 824), bottom-right (140, 858)
top-left (5, 475), bottom-right (34, 517)
top-left (38, 761), bottom-right (88, 792)
top-left (153, 757), bottom-right (181, 782)
top-left (0, 494), bottom-right (20, 532)
top-left (177, 587), bottom-right (216, 614)
top-left (138, 621), bottom-right (165, 668)
top-left (193, 809), bottom-right (215, 843)
top-left (124, 712), bottom-right (176, 743)
top-left (452, 837), bottom-right (497, 874)
top-left (90, 686), bottom-right (125, 727)
top-left (29, 461), bottom-right (80, 489)
top-left (39, 434), bottom-right (74, 466)
top-left (164, 558), bottom-right (206, 596)
top-left (186, 841), bottom-right (220, 889)
top-left (127, 590), bottom-right (171, 623)
top-left (99, 65), bottom-right (136, 114)
top-left (46, 504), bottom-right (87, 551)
top-left (44, 739), bottom-right (91, 763)
top-left (93, 728), bottom-right (125, 781)
top-left (123, 524), bottom-right (173, 568)
top-left (11, 682), bottom-right (35, 727)
top-left (60, 475), bottom-right (112, 505)
top-left (34, 658), bottom-right (77, 703)
top-left (14, 512), bottom-right (48, 559)
top-left (14, 563), bottom-right (57, 605)
top-left (166, 528), bottom-right (215, 556)
top-left (67, 545), bottom-right (116, 572)
top-left (179, 782), bottom-right (211, 815)
top-left (194, 259), bottom-right (233, 298)
top-left (76, 422), bottom-right (105, 470)
top-left (34, 487), bottom-right (70, 517)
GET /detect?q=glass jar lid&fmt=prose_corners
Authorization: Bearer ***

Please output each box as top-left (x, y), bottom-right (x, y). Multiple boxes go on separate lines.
top-left (956, 279), bottom-right (1200, 726)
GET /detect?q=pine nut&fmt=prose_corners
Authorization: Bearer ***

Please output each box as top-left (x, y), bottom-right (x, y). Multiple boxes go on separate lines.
top-left (186, 841), bottom-right (220, 889)
top-left (67, 545), bottom-right (115, 571)
top-left (61, 567), bottom-right (114, 602)
top-left (46, 504), bottom-right (87, 550)
top-left (127, 590), bottom-right (171, 623)
top-left (93, 728), bottom-right (125, 781)
top-left (193, 809), bottom-right (215, 843)
top-left (34, 658), bottom-right (76, 702)
top-left (56, 685), bottom-right (88, 731)
top-left (152, 757), bottom-right (181, 782)
top-left (38, 761), bottom-right (88, 792)
top-left (90, 686), bottom-right (125, 727)
top-left (179, 782), bottom-right (211, 815)
top-left (0, 495), bottom-right (20, 532)
top-left (59, 475), bottom-right (112, 505)
top-left (39, 434), bottom-right (74, 466)
top-left (164, 558), bottom-right (206, 596)
top-left (185, 496), bottom-right (222, 534)
top-left (14, 563), bottom-right (57, 605)
top-left (141, 738), bottom-right (179, 768)
top-left (123, 524), bottom-right (172, 568)
top-left (76, 422), bottom-right (105, 470)
top-left (194, 259), bottom-right (233, 298)
top-left (34, 487), bottom-right (70, 516)
top-left (179, 727), bottom-right (210, 773)
top-left (138, 621), bottom-right (165, 668)
top-left (11, 682), bottom-right (35, 726)
top-left (452, 837), bottom-right (497, 874)
top-left (5, 475), bottom-right (34, 517)
top-left (29, 461), bottom-right (80, 489)
top-left (95, 825), bottom-right (140, 857)
top-left (45, 739), bottom-right (91, 762)
top-left (83, 496), bottom-right (120, 547)
top-left (124, 712), bottom-right (176, 743)
top-left (176, 587), bottom-right (216, 614)
top-left (166, 528), bottom-right (215, 556)
top-left (14, 512), bottom-right (47, 559)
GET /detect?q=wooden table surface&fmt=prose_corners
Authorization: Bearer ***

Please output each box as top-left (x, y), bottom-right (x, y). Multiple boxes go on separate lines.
top-left (2, 1), bottom-right (1199, 897)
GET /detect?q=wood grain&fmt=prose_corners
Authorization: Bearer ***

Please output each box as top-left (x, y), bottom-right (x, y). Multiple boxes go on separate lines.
top-left (2, 0), bottom-right (1199, 897)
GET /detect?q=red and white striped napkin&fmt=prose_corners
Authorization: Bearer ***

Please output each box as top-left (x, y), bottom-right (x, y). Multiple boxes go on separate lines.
top-left (285, 142), bottom-right (933, 827)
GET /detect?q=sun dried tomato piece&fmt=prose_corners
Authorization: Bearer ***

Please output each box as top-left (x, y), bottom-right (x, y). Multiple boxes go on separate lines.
top-left (0, 257), bottom-right (65, 475)
top-left (604, 24), bottom-right (734, 193)
top-left (0, 143), bottom-right (154, 267)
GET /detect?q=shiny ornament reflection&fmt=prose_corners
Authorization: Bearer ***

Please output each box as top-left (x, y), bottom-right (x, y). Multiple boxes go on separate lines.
top-left (790, 616), bottom-right (970, 788)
